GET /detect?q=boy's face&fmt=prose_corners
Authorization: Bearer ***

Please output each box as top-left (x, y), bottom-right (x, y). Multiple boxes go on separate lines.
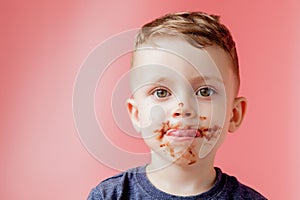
top-left (127, 37), bottom-right (245, 167)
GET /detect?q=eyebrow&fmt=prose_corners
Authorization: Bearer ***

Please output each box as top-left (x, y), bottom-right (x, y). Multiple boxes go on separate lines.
top-left (152, 77), bottom-right (168, 83)
top-left (148, 76), bottom-right (224, 87)
top-left (190, 76), bottom-right (224, 84)
top-left (146, 77), bottom-right (173, 86)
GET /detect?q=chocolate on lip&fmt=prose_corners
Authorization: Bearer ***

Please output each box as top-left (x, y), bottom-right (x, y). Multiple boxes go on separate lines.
top-left (166, 129), bottom-right (201, 137)
top-left (154, 121), bottom-right (221, 141)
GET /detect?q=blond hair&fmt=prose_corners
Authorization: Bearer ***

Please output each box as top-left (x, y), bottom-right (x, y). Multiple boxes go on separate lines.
top-left (133, 11), bottom-right (240, 92)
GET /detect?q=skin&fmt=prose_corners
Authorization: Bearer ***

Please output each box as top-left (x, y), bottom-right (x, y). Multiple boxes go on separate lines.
top-left (127, 36), bottom-right (247, 196)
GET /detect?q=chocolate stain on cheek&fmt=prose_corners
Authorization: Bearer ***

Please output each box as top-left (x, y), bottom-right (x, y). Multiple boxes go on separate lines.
top-left (198, 116), bottom-right (221, 141)
top-left (198, 125), bottom-right (221, 141)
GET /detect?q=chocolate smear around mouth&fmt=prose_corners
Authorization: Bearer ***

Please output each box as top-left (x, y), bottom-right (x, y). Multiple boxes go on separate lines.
top-left (182, 146), bottom-right (197, 165)
top-left (160, 142), bottom-right (169, 147)
top-left (154, 121), bottom-right (221, 142)
top-left (160, 143), bottom-right (196, 164)
top-left (154, 121), bottom-right (181, 140)
top-left (154, 121), bottom-right (221, 165)
top-left (198, 125), bottom-right (221, 141)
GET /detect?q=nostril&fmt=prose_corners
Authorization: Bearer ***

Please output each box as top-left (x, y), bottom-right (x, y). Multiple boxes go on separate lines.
top-left (173, 113), bottom-right (181, 117)
top-left (185, 113), bottom-right (191, 117)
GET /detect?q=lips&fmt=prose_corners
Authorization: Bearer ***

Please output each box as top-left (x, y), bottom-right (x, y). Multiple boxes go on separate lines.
top-left (166, 129), bottom-right (201, 137)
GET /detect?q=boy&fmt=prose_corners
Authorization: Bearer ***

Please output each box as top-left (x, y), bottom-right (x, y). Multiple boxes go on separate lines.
top-left (88, 11), bottom-right (267, 199)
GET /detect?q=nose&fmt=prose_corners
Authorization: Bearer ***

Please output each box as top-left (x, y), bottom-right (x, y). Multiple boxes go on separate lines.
top-left (172, 102), bottom-right (195, 118)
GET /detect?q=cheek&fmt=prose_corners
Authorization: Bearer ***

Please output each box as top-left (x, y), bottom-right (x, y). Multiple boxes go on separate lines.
top-left (197, 100), bottom-right (234, 158)
top-left (138, 103), bottom-right (168, 140)
top-left (149, 104), bottom-right (167, 123)
top-left (138, 104), bottom-right (166, 126)
top-left (198, 98), bottom-right (228, 126)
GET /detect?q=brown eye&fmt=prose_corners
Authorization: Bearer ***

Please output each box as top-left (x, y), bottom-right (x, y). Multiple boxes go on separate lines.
top-left (153, 89), bottom-right (171, 98)
top-left (196, 87), bottom-right (214, 97)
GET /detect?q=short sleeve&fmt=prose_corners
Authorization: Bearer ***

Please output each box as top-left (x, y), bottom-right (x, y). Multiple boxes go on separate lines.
top-left (87, 187), bottom-right (103, 200)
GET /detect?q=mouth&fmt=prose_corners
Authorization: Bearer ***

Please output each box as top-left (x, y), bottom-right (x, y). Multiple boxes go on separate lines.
top-left (165, 129), bottom-right (200, 142)
top-left (154, 121), bottom-right (221, 141)
top-left (166, 129), bottom-right (201, 137)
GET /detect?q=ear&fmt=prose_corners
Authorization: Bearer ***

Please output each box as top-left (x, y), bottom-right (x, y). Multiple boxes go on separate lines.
top-left (126, 98), bottom-right (140, 132)
top-left (228, 97), bottom-right (247, 133)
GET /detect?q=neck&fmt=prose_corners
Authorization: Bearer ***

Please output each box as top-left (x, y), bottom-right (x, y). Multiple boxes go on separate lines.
top-left (146, 152), bottom-right (217, 196)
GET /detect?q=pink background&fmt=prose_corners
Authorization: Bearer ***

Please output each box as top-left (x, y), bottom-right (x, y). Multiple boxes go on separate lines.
top-left (1, 0), bottom-right (300, 199)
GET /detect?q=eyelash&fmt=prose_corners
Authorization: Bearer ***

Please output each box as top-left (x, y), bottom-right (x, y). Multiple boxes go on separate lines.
top-left (151, 87), bottom-right (172, 99)
top-left (150, 86), bottom-right (216, 99)
top-left (195, 86), bottom-right (216, 97)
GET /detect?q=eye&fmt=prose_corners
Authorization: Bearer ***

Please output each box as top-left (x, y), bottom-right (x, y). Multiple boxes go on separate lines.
top-left (152, 88), bottom-right (171, 99)
top-left (196, 87), bottom-right (215, 97)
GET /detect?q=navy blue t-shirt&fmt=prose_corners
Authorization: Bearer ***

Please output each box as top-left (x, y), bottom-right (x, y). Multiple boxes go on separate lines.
top-left (88, 166), bottom-right (267, 200)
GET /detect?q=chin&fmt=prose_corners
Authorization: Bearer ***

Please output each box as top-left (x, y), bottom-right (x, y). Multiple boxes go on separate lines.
top-left (174, 157), bottom-right (198, 166)
top-left (160, 142), bottom-right (200, 166)
top-left (175, 147), bottom-right (199, 166)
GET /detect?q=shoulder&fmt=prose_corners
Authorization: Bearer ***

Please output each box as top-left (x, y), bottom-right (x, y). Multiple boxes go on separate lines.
top-left (87, 166), bottom-right (144, 200)
top-left (220, 169), bottom-right (268, 200)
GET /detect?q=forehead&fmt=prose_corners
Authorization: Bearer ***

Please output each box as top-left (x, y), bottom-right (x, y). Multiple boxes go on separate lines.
top-left (131, 37), bottom-right (234, 83)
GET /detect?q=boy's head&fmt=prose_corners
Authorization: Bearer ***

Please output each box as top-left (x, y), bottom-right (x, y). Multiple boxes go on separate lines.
top-left (133, 11), bottom-right (240, 94)
top-left (127, 11), bottom-right (247, 167)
